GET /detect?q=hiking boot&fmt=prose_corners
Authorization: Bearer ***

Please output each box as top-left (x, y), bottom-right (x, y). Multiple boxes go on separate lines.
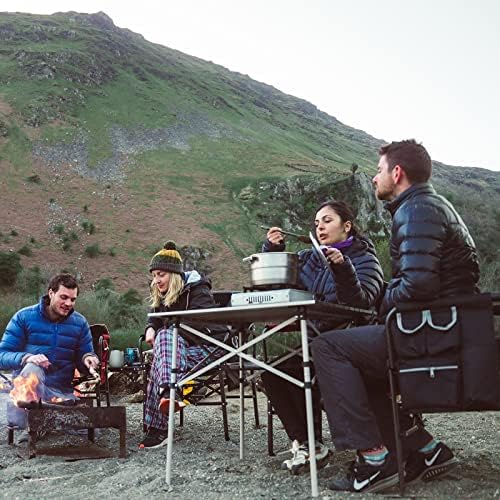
top-left (405, 442), bottom-right (458, 484)
top-left (281, 439), bottom-right (331, 475)
top-left (139, 427), bottom-right (168, 449)
top-left (159, 397), bottom-right (187, 415)
top-left (328, 452), bottom-right (399, 493)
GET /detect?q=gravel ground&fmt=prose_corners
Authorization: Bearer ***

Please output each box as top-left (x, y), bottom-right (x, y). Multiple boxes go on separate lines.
top-left (0, 389), bottom-right (499, 499)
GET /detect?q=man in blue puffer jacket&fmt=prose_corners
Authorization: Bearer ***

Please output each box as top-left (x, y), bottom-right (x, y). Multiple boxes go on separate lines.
top-left (0, 273), bottom-right (98, 427)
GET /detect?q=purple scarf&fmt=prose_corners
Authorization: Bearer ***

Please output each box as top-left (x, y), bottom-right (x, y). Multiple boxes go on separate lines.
top-left (319, 236), bottom-right (354, 252)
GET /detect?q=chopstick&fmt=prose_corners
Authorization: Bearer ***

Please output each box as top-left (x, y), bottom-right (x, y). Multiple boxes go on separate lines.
top-left (259, 225), bottom-right (311, 243)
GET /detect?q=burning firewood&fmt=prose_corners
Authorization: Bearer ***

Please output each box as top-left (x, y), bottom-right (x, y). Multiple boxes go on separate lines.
top-left (10, 372), bottom-right (39, 406)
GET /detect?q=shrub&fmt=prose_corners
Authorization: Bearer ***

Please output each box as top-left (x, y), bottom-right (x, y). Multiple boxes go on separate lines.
top-left (53, 224), bottom-right (65, 235)
top-left (84, 243), bottom-right (101, 258)
top-left (17, 245), bottom-right (33, 257)
top-left (83, 204), bottom-right (89, 213)
top-left (29, 236), bottom-right (36, 244)
top-left (0, 251), bottom-right (22, 286)
top-left (76, 287), bottom-right (146, 332)
top-left (94, 278), bottom-right (115, 293)
top-left (81, 220), bottom-right (96, 235)
top-left (26, 174), bottom-right (41, 184)
top-left (10, 229), bottom-right (18, 236)
top-left (108, 247), bottom-right (116, 257)
top-left (0, 294), bottom-right (33, 337)
top-left (68, 231), bottom-right (79, 241)
top-left (373, 237), bottom-right (391, 280)
top-left (16, 266), bottom-right (45, 298)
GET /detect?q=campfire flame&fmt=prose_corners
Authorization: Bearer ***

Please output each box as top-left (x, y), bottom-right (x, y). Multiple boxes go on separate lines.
top-left (10, 372), bottom-right (40, 406)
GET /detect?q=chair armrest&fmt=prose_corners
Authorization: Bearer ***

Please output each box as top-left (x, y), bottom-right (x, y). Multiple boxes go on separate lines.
top-left (392, 292), bottom-right (493, 313)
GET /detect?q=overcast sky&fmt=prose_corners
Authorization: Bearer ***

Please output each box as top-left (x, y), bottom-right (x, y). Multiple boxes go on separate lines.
top-left (3, 0), bottom-right (500, 171)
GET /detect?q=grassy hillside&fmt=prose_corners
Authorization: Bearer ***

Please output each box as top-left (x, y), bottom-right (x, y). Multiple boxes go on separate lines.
top-left (0, 11), bottom-right (498, 294)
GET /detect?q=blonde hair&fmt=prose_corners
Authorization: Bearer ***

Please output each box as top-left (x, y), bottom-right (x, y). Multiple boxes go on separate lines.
top-left (149, 272), bottom-right (184, 308)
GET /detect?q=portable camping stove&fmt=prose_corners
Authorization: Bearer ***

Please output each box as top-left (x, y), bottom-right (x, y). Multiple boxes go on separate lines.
top-left (230, 288), bottom-right (313, 307)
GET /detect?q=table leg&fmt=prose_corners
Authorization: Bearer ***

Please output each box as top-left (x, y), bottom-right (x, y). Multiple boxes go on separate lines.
top-left (166, 323), bottom-right (179, 486)
top-left (28, 429), bottom-right (36, 459)
top-left (119, 423), bottom-right (127, 458)
top-left (300, 317), bottom-right (318, 497)
top-left (239, 329), bottom-right (245, 460)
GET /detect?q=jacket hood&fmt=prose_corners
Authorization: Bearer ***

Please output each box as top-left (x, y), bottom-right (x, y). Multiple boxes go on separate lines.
top-left (182, 270), bottom-right (212, 290)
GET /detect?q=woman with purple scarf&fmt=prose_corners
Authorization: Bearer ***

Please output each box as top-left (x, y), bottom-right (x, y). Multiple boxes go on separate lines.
top-left (261, 200), bottom-right (384, 474)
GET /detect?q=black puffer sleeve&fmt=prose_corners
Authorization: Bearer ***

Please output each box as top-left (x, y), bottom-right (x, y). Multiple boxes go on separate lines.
top-left (380, 201), bottom-right (446, 315)
top-left (331, 243), bottom-right (384, 309)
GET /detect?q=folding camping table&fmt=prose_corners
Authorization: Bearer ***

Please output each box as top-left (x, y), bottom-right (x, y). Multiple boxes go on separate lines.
top-left (149, 300), bottom-right (374, 497)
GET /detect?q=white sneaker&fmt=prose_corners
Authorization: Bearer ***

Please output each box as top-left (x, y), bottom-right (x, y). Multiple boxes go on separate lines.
top-left (281, 439), bottom-right (330, 475)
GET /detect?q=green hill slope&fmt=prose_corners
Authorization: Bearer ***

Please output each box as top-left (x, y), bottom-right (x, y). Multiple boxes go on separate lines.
top-left (0, 11), bottom-right (498, 293)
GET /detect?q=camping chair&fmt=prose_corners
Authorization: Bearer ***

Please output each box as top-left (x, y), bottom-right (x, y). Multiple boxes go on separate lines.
top-left (176, 321), bottom-right (261, 441)
top-left (386, 292), bottom-right (500, 494)
top-left (73, 323), bottom-right (111, 406)
top-left (139, 291), bottom-right (260, 440)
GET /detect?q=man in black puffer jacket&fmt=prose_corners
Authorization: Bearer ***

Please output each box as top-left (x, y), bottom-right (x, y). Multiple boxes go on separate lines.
top-left (312, 140), bottom-right (480, 493)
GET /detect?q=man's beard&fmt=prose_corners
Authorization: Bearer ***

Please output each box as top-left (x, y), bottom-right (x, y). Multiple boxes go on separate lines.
top-left (48, 304), bottom-right (70, 320)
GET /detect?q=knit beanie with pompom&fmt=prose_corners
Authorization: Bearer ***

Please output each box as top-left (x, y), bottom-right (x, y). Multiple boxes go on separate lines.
top-left (149, 241), bottom-right (183, 274)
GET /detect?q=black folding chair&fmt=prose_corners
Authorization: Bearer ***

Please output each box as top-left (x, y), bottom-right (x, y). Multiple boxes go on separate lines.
top-left (386, 292), bottom-right (500, 494)
top-left (176, 291), bottom-right (261, 440)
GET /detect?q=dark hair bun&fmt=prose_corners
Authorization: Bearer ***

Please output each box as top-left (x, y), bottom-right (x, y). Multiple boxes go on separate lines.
top-left (163, 240), bottom-right (177, 250)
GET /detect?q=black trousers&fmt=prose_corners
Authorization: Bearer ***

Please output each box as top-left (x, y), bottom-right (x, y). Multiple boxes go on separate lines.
top-left (261, 357), bottom-right (322, 444)
top-left (312, 324), bottom-right (433, 453)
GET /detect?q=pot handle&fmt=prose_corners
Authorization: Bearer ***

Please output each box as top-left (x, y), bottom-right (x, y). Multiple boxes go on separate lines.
top-left (242, 254), bottom-right (259, 263)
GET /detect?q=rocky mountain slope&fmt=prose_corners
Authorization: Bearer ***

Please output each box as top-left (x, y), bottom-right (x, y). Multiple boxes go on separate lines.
top-left (0, 11), bottom-right (498, 293)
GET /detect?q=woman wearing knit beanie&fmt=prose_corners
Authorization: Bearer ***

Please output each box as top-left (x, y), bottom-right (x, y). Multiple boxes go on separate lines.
top-left (139, 241), bottom-right (225, 449)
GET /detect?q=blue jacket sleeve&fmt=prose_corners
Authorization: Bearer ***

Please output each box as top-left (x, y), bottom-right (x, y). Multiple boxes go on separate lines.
top-left (0, 311), bottom-right (30, 370)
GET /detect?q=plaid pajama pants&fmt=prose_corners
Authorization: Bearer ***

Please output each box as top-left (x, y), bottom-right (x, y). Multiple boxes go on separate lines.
top-left (144, 326), bottom-right (216, 431)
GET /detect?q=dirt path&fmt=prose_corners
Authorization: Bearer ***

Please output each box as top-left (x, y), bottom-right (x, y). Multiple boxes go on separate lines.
top-left (0, 393), bottom-right (499, 499)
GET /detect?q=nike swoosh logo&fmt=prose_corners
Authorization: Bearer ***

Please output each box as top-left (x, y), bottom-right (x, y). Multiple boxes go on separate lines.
top-left (353, 471), bottom-right (381, 491)
top-left (425, 447), bottom-right (442, 467)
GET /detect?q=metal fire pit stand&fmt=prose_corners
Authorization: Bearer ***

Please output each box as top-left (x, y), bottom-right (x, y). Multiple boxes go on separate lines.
top-left (149, 300), bottom-right (373, 498)
top-left (8, 405), bottom-right (127, 458)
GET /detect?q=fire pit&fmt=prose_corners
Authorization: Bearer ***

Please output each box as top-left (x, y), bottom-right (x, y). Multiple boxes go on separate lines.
top-left (8, 401), bottom-right (127, 458)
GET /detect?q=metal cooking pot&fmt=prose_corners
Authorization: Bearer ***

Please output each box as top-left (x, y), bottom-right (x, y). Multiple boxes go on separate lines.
top-left (242, 252), bottom-right (299, 288)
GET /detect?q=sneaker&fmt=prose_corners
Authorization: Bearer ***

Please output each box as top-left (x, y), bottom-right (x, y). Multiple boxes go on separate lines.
top-left (138, 428), bottom-right (168, 449)
top-left (159, 397), bottom-right (187, 415)
top-left (328, 452), bottom-right (399, 493)
top-left (405, 442), bottom-right (458, 484)
top-left (281, 439), bottom-right (331, 475)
